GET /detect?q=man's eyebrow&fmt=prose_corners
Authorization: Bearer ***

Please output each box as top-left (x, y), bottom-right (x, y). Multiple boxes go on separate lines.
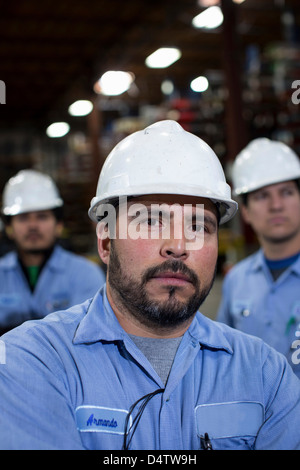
top-left (130, 203), bottom-right (218, 224)
top-left (186, 211), bottom-right (217, 226)
top-left (203, 214), bottom-right (218, 228)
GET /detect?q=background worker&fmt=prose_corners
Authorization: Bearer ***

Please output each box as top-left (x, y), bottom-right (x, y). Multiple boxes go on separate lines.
top-left (0, 122), bottom-right (299, 450)
top-left (217, 138), bottom-right (300, 378)
top-left (0, 169), bottom-right (106, 335)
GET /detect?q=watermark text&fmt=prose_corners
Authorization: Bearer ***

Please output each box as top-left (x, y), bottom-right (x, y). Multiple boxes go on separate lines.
top-left (95, 197), bottom-right (208, 251)
top-left (291, 326), bottom-right (300, 365)
top-left (0, 339), bottom-right (6, 364)
top-left (291, 80), bottom-right (300, 105)
top-left (0, 80), bottom-right (5, 104)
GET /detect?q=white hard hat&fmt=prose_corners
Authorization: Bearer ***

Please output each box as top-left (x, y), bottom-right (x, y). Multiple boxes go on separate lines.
top-left (89, 120), bottom-right (237, 224)
top-left (2, 169), bottom-right (63, 216)
top-left (232, 137), bottom-right (300, 196)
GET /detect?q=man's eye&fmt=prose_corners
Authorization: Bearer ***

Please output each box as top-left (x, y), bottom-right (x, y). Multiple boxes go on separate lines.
top-left (253, 192), bottom-right (267, 201)
top-left (282, 188), bottom-right (294, 197)
top-left (194, 224), bottom-right (205, 232)
top-left (148, 217), bottom-right (161, 227)
top-left (140, 217), bottom-right (160, 227)
top-left (191, 224), bottom-right (205, 233)
top-left (187, 223), bottom-right (205, 233)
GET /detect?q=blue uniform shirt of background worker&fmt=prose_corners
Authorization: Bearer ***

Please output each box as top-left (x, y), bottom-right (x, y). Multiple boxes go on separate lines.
top-left (0, 286), bottom-right (299, 450)
top-left (0, 169), bottom-right (106, 334)
top-left (0, 244), bottom-right (106, 334)
top-left (217, 138), bottom-right (300, 378)
top-left (217, 249), bottom-right (300, 377)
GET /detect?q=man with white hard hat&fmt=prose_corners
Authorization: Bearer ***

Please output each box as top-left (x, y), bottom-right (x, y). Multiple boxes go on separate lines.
top-left (0, 169), bottom-right (106, 334)
top-left (0, 122), bottom-right (299, 450)
top-left (217, 138), bottom-right (300, 378)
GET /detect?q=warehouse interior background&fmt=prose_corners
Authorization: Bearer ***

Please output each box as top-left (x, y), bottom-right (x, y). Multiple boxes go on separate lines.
top-left (0, 0), bottom-right (300, 316)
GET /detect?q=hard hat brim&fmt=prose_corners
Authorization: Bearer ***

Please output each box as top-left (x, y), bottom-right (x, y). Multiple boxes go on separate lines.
top-left (3, 199), bottom-right (64, 216)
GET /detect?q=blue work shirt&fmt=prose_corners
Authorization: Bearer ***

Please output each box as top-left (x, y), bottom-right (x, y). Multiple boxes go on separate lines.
top-left (0, 285), bottom-right (299, 450)
top-left (0, 245), bottom-right (106, 332)
top-left (217, 249), bottom-right (300, 378)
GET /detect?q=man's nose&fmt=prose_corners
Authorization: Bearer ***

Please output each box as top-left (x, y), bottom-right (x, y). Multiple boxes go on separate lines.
top-left (269, 193), bottom-right (284, 210)
top-left (160, 235), bottom-right (188, 260)
top-left (26, 215), bottom-right (40, 228)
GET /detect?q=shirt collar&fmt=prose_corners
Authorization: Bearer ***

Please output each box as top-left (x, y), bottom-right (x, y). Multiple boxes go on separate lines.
top-left (73, 286), bottom-right (233, 355)
top-left (250, 249), bottom-right (265, 272)
top-left (2, 251), bottom-right (18, 269)
top-left (188, 312), bottom-right (233, 354)
top-left (251, 249), bottom-right (300, 276)
top-left (291, 254), bottom-right (300, 275)
top-left (73, 286), bottom-right (127, 345)
top-left (2, 244), bottom-right (62, 271)
top-left (46, 245), bottom-right (66, 271)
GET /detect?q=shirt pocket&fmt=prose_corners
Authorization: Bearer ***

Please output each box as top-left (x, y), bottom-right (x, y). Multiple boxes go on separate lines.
top-left (45, 292), bottom-right (71, 312)
top-left (231, 300), bottom-right (252, 329)
top-left (195, 401), bottom-right (264, 450)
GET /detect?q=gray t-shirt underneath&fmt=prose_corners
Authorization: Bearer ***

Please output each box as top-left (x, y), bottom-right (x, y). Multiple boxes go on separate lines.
top-left (129, 335), bottom-right (182, 386)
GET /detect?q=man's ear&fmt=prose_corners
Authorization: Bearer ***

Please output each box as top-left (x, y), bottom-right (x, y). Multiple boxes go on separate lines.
top-left (55, 221), bottom-right (64, 238)
top-left (97, 222), bottom-right (111, 265)
top-left (5, 225), bottom-right (14, 240)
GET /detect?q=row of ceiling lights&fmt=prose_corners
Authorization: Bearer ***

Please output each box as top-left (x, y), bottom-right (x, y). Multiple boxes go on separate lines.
top-left (46, 1), bottom-right (246, 138)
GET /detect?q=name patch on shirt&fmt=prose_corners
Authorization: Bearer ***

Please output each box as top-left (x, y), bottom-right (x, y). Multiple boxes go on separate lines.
top-left (75, 405), bottom-right (129, 434)
top-left (0, 293), bottom-right (21, 307)
top-left (46, 292), bottom-right (70, 312)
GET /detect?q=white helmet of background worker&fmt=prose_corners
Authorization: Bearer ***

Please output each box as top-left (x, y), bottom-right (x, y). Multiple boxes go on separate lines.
top-left (88, 120), bottom-right (238, 225)
top-left (2, 169), bottom-right (63, 216)
top-left (232, 137), bottom-right (300, 196)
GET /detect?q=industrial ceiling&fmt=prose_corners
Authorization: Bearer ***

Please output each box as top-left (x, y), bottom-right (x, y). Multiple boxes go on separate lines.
top-left (1, 0), bottom-right (299, 132)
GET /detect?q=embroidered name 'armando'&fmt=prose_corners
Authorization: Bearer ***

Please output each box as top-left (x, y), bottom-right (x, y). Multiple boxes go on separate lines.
top-left (75, 405), bottom-right (129, 434)
top-left (86, 413), bottom-right (118, 428)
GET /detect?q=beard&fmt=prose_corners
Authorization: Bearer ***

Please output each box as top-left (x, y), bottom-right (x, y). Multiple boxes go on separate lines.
top-left (17, 239), bottom-right (56, 258)
top-left (107, 241), bottom-right (216, 330)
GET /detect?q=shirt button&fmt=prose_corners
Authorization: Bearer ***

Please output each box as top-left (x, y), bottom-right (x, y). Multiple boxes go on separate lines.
top-left (242, 309), bottom-right (250, 317)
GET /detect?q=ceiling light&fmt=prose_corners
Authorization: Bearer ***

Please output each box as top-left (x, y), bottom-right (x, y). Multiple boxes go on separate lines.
top-left (46, 122), bottom-right (70, 138)
top-left (68, 100), bottom-right (93, 116)
top-left (145, 48), bottom-right (181, 69)
top-left (192, 6), bottom-right (224, 29)
top-left (161, 80), bottom-right (175, 95)
top-left (190, 76), bottom-right (209, 92)
top-left (94, 71), bottom-right (134, 96)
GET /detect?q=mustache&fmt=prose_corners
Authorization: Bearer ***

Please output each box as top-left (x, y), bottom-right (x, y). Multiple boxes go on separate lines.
top-left (142, 259), bottom-right (199, 288)
top-left (24, 230), bottom-right (43, 238)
